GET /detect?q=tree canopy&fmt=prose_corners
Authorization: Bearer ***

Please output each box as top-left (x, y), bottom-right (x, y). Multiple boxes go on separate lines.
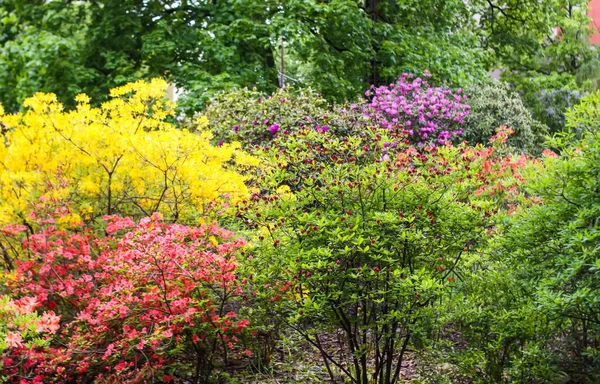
top-left (4, 0), bottom-right (595, 114)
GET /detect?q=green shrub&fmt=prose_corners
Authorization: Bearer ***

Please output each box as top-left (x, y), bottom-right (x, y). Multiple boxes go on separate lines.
top-left (463, 80), bottom-right (548, 154)
top-left (416, 266), bottom-right (562, 384)
top-left (566, 89), bottom-right (600, 135)
top-left (503, 72), bottom-right (584, 136)
top-left (498, 131), bottom-right (600, 381)
top-left (240, 125), bottom-right (530, 384)
top-left (204, 86), bottom-right (336, 146)
top-left (420, 130), bottom-right (600, 383)
top-left (434, 132), bottom-right (600, 384)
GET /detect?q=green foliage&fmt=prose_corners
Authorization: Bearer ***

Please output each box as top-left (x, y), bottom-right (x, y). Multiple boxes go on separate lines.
top-left (566, 89), bottom-right (600, 134)
top-left (576, 58), bottom-right (600, 91)
top-left (476, 0), bottom-right (596, 76)
top-left (419, 129), bottom-right (600, 383)
top-left (0, 0), bottom-right (281, 114)
top-left (285, 0), bottom-right (488, 102)
top-left (507, 72), bottom-right (585, 136)
top-left (0, 0), bottom-right (490, 115)
top-left (240, 125), bottom-right (528, 383)
top-left (517, 132), bottom-right (600, 377)
top-left (417, 265), bottom-right (562, 383)
top-left (414, 135), bottom-right (600, 383)
top-left (477, 0), bottom-right (598, 135)
top-left (1, 0), bottom-right (598, 118)
top-left (205, 87), bottom-right (334, 146)
top-left (463, 80), bottom-right (548, 154)
top-left (0, 1), bottom-right (94, 112)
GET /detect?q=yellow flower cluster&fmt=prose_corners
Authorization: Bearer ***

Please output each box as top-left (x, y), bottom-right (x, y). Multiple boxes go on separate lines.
top-left (0, 79), bottom-right (258, 226)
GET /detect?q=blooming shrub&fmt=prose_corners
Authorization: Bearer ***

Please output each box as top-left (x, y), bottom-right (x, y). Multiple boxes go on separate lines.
top-left (364, 73), bottom-right (470, 146)
top-left (205, 87), bottom-right (335, 146)
top-left (0, 79), bottom-right (258, 231)
top-left (240, 124), bottom-right (531, 384)
top-left (0, 295), bottom-right (61, 382)
top-left (3, 211), bottom-right (250, 383)
top-left (204, 75), bottom-right (470, 150)
top-left (0, 295), bottom-right (60, 349)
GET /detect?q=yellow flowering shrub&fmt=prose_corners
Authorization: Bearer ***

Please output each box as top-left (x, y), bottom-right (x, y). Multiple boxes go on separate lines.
top-left (0, 79), bottom-right (258, 229)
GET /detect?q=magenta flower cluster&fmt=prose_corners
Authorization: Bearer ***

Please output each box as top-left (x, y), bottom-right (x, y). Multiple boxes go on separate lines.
top-left (364, 73), bottom-right (470, 146)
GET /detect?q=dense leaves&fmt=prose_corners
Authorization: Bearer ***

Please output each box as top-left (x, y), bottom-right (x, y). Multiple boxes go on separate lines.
top-left (0, 0), bottom-right (490, 114)
top-left (463, 80), bottom-right (548, 153)
top-left (498, 131), bottom-right (600, 380)
top-left (205, 87), bottom-right (334, 146)
top-left (237, 124), bottom-right (530, 384)
top-left (566, 89), bottom-right (600, 134)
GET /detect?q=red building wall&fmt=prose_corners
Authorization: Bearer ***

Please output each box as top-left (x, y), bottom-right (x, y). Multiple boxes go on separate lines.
top-left (590, 0), bottom-right (600, 44)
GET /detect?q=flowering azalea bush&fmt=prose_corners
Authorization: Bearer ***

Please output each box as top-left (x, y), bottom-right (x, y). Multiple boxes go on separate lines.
top-left (3, 209), bottom-right (251, 383)
top-left (0, 295), bottom-right (61, 383)
top-left (364, 73), bottom-right (470, 146)
top-left (0, 79), bottom-right (258, 232)
top-left (0, 295), bottom-right (60, 349)
top-left (239, 124), bottom-right (531, 384)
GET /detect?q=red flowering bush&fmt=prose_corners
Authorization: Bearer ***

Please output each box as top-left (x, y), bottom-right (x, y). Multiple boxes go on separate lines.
top-left (3, 210), bottom-right (250, 383)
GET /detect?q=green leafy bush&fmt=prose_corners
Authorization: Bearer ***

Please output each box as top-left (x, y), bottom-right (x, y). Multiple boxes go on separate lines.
top-left (416, 265), bottom-right (562, 383)
top-left (497, 132), bottom-right (600, 381)
top-left (463, 80), bottom-right (548, 154)
top-left (566, 89), bottom-right (600, 135)
top-left (239, 125), bottom-right (530, 384)
top-left (205, 87), bottom-right (336, 146)
top-left (431, 132), bottom-right (600, 383)
top-left (506, 73), bottom-right (584, 136)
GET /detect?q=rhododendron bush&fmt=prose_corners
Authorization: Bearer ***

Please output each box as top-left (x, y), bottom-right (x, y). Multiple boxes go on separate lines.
top-left (206, 87), bottom-right (335, 146)
top-left (1, 212), bottom-right (251, 383)
top-left (205, 74), bottom-right (470, 150)
top-left (364, 73), bottom-right (469, 146)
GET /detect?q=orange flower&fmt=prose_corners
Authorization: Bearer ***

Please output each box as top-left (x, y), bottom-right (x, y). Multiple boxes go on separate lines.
top-left (5, 331), bottom-right (23, 348)
top-left (542, 149), bottom-right (558, 159)
top-left (36, 311), bottom-right (61, 334)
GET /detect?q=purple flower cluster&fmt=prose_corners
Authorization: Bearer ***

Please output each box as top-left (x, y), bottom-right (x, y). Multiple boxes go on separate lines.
top-left (364, 73), bottom-right (469, 146)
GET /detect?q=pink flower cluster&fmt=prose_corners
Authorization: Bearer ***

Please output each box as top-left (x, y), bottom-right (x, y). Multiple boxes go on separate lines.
top-left (364, 73), bottom-right (469, 146)
top-left (4, 212), bottom-right (251, 382)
